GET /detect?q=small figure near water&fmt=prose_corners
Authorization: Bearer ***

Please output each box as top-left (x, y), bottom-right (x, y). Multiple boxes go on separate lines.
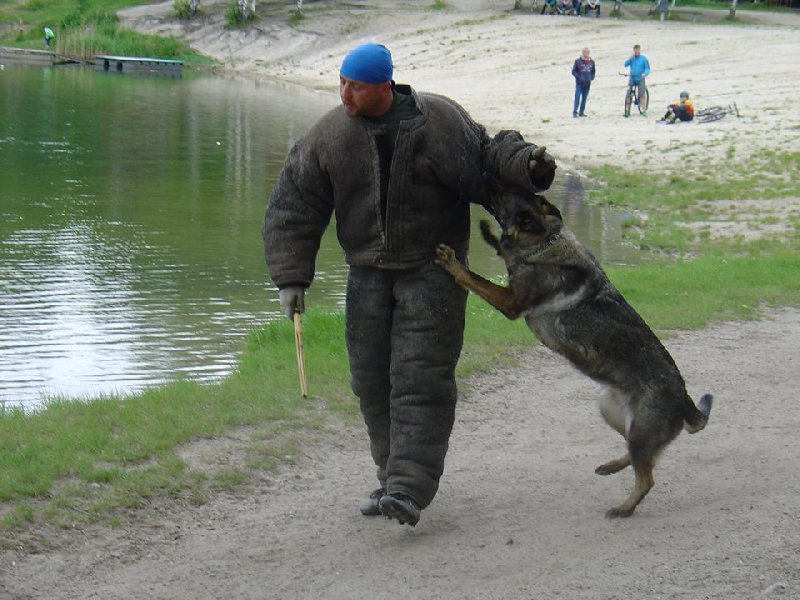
top-left (43, 26), bottom-right (55, 49)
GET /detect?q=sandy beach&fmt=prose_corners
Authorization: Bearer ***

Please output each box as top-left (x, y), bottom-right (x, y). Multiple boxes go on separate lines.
top-left (2, 3), bottom-right (799, 598)
top-left (119, 0), bottom-right (800, 173)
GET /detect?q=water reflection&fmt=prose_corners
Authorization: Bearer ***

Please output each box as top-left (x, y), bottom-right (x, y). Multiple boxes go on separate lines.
top-left (0, 64), bottom-right (643, 409)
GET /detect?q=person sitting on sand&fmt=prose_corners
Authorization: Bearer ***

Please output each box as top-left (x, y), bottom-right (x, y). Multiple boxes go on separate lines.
top-left (660, 91), bottom-right (695, 124)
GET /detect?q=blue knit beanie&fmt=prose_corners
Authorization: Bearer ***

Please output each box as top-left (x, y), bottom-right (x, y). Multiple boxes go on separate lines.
top-left (339, 42), bottom-right (393, 84)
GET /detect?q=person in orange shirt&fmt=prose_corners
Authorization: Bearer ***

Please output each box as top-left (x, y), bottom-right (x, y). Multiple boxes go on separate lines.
top-left (661, 91), bottom-right (695, 124)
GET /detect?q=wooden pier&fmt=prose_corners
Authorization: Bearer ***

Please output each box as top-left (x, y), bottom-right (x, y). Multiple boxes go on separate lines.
top-left (0, 46), bottom-right (54, 66)
top-left (0, 47), bottom-right (182, 75)
top-left (0, 46), bottom-right (91, 67)
top-left (95, 55), bottom-right (182, 75)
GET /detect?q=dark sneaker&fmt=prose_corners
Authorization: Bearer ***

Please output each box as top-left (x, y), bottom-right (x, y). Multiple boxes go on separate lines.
top-left (379, 493), bottom-right (421, 526)
top-left (359, 488), bottom-right (386, 516)
top-left (579, 113), bottom-right (587, 117)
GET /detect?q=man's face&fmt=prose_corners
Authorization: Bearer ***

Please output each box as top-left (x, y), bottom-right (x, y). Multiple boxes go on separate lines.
top-left (339, 76), bottom-right (391, 118)
top-left (633, 46), bottom-right (641, 56)
top-left (581, 48), bottom-right (590, 60)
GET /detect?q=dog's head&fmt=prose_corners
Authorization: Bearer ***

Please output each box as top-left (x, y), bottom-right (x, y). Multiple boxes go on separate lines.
top-left (483, 174), bottom-right (563, 248)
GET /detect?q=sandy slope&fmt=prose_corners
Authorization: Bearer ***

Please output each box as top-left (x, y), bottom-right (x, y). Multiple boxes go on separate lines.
top-left (2, 3), bottom-right (799, 598)
top-left (119, 0), bottom-right (800, 173)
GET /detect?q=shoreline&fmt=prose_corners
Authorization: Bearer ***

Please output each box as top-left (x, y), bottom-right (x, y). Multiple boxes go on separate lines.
top-left (2, 5), bottom-right (799, 596)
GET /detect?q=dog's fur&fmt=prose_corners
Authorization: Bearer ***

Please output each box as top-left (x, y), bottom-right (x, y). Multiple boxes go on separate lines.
top-left (435, 177), bottom-right (712, 518)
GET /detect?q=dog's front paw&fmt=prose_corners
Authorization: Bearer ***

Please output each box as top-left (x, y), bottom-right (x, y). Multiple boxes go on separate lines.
top-left (434, 244), bottom-right (458, 272)
top-left (605, 506), bottom-right (635, 519)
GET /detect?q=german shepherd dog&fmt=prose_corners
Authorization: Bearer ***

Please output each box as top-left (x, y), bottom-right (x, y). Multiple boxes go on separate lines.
top-left (435, 177), bottom-right (712, 518)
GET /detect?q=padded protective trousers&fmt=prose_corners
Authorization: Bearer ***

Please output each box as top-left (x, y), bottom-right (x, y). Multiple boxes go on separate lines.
top-left (346, 262), bottom-right (468, 509)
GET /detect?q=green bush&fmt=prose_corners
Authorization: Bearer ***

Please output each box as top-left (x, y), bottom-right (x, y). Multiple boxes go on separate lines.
top-left (173, 0), bottom-right (199, 18)
top-left (226, 1), bottom-right (256, 27)
top-left (174, 0), bottom-right (192, 18)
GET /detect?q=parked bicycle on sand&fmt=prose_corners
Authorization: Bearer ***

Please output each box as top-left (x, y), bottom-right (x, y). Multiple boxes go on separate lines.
top-left (696, 103), bottom-right (740, 123)
top-left (620, 71), bottom-right (649, 117)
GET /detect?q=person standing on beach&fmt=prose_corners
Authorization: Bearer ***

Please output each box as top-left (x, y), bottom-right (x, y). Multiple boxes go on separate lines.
top-left (624, 44), bottom-right (650, 116)
top-left (262, 41), bottom-right (556, 527)
top-left (571, 47), bottom-right (596, 117)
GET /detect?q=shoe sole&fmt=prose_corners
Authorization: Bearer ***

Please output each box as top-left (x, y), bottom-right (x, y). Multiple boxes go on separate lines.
top-left (379, 498), bottom-right (420, 526)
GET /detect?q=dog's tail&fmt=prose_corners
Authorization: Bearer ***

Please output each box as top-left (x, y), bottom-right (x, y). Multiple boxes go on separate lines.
top-left (684, 393), bottom-right (713, 433)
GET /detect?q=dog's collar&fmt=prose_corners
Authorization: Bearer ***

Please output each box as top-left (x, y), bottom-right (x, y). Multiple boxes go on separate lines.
top-left (511, 233), bottom-right (561, 266)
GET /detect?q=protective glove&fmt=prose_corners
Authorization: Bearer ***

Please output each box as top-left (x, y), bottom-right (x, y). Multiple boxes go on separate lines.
top-left (528, 145), bottom-right (557, 184)
top-left (278, 286), bottom-right (305, 321)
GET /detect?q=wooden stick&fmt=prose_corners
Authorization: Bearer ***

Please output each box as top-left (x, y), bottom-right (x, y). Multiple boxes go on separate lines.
top-left (293, 311), bottom-right (308, 398)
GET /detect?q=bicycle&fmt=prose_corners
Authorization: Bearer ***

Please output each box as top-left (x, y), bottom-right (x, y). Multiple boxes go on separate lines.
top-left (620, 72), bottom-right (649, 117)
top-left (696, 103), bottom-right (740, 123)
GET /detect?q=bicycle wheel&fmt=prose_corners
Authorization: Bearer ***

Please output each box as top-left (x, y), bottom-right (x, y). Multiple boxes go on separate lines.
top-left (638, 87), bottom-right (649, 113)
top-left (699, 111), bottom-right (725, 123)
top-left (696, 106), bottom-right (722, 118)
top-left (624, 88), bottom-right (633, 117)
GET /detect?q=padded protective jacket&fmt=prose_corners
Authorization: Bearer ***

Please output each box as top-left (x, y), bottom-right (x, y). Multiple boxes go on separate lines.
top-left (263, 85), bottom-right (553, 288)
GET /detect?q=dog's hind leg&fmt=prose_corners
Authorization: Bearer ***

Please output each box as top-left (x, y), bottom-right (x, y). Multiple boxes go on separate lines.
top-left (605, 452), bottom-right (655, 518)
top-left (596, 389), bottom-right (633, 475)
top-left (605, 426), bottom-right (659, 518)
top-left (595, 453), bottom-right (631, 475)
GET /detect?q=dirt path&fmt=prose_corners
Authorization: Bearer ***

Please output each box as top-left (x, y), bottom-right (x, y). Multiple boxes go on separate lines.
top-left (2, 3), bottom-right (799, 598)
top-left (3, 308), bottom-right (799, 598)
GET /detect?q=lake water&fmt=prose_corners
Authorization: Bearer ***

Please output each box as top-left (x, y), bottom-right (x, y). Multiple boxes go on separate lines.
top-left (0, 63), bottom-right (644, 409)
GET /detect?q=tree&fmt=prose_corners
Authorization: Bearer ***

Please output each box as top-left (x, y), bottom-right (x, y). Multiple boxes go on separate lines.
top-left (239, 0), bottom-right (256, 20)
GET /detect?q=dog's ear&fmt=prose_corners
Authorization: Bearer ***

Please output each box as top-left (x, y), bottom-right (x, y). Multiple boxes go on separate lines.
top-left (535, 195), bottom-right (563, 222)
